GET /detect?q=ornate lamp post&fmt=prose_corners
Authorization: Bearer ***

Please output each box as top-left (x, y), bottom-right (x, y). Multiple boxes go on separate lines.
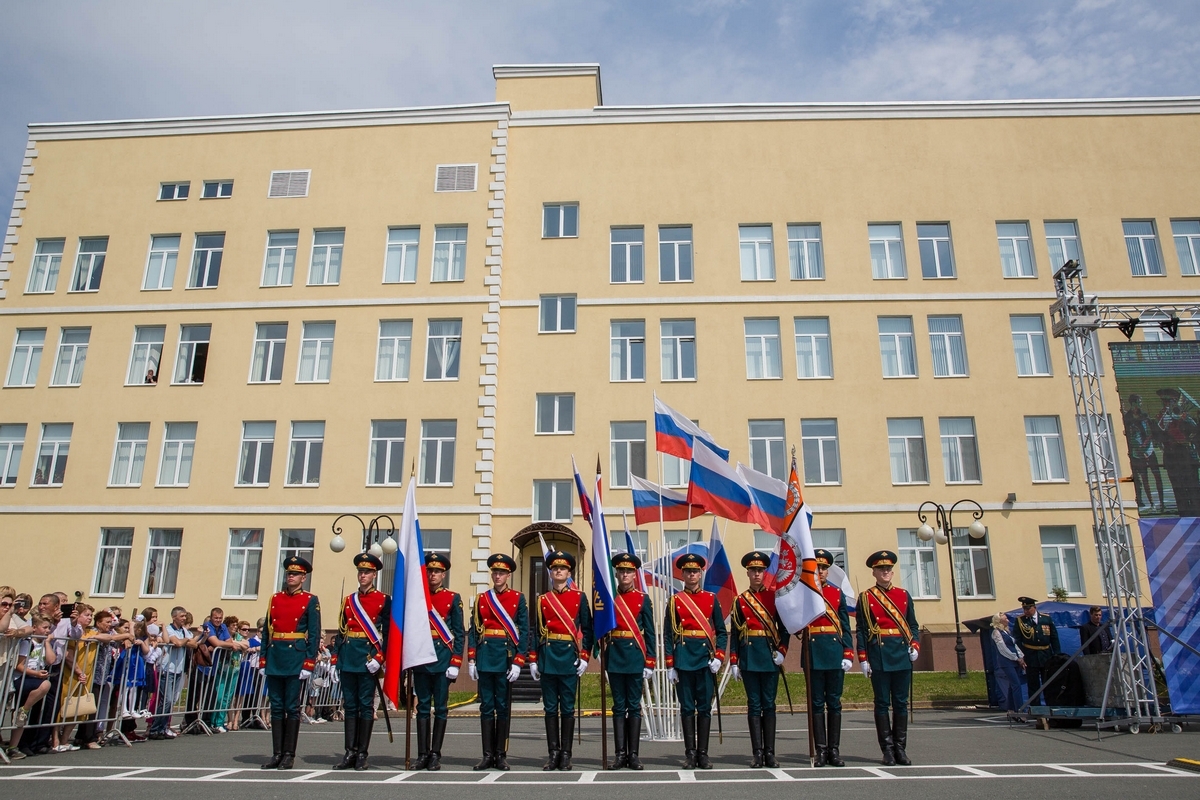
top-left (330, 513), bottom-right (398, 557)
top-left (916, 499), bottom-right (986, 679)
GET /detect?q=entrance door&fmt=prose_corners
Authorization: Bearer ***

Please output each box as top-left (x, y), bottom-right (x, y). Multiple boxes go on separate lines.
top-left (529, 556), bottom-right (547, 599)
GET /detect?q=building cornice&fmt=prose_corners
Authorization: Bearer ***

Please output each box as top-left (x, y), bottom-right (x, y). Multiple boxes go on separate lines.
top-left (0, 295), bottom-right (492, 316)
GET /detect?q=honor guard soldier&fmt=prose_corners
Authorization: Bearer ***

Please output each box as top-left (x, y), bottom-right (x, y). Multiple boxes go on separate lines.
top-left (333, 553), bottom-right (390, 771)
top-left (468, 553), bottom-right (529, 771)
top-left (260, 556), bottom-right (321, 770)
top-left (665, 552), bottom-right (727, 770)
top-left (856, 550), bottom-right (919, 767)
top-left (412, 553), bottom-right (464, 771)
top-left (806, 549), bottom-right (854, 767)
top-left (1014, 596), bottom-right (1061, 705)
top-left (529, 550), bottom-right (593, 771)
top-left (729, 550), bottom-right (788, 768)
top-left (606, 552), bottom-right (655, 771)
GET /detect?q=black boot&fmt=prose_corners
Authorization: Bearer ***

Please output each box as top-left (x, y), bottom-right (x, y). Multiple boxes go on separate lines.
top-left (874, 713), bottom-right (895, 767)
top-left (413, 717), bottom-right (431, 771)
top-left (610, 714), bottom-right (628, 769)
top-left (812, 710), bottom-right (828, 767)
top-left (762, 713), bottom-right (779, 768)
top-left (493, 717), bottom-right (510, 771)
top-left (627, 716), bottom-right (644, 770)
top-left (261, 719), bottom-right (284, 769)
top-left (277, 717), bottom-right (300, 770)
top-left (354, 717), bottom-right (374, 771)
top-left (892, 714), bottom-right (911, 766)
top-left (827, 712), bottom-right (845, 767)
top-left (473, 718), bottom-right (496, 770)
top-left (696, 717), bottom-right (713, 769)
top-left (428, 717), bottom-right (447, 771)
top-left (681, 715), bottom-right (697, 769)
top-left (558, 714), bottom-right (575, 770)
top-left (332, 715), bottom-right (358, 770)
top-left (748, 715), bottom-right (764, 768)
top-left (543, 714), bottom-right (560, 771)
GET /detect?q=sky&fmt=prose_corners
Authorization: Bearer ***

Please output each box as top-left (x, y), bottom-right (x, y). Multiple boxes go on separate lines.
top-left (2, 0), bottom-right (1199, 201)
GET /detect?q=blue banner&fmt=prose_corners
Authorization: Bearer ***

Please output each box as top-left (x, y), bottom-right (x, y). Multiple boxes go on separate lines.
top-left (1139, 517), bottom-right (1200, 714)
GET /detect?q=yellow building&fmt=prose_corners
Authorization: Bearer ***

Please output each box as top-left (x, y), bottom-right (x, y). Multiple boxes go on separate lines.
top-left (2, 64), bottom-right (1196, 667)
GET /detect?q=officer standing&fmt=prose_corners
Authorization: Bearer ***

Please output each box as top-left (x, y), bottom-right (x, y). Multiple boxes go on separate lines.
top-left (412, 553), bottom-right (464, 771)
top-left (806, 549), bottom-right (854, 767)
top-left (606, 552), bottom-right (655, 771)
top-left (665, 552), bottom-right (727, 770)
top-left (856, 550), bottom-right (919, 767)
top-left (729, 550), bottom-right (788, 768)
top-left (1014, 596), bottom-right (1061, 704)
top-left (259, 556), bottom-right (321, 770)
top-left (467, 553), bottom-right (529, 771)
top-left (529, 551), bottom-right (593, 771)
top-left (333, 552), bottom-right (391, 771)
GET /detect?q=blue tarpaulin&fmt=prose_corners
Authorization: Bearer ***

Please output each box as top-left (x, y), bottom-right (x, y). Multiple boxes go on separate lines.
top-left (1139, 517), bottom-right (1200, 715)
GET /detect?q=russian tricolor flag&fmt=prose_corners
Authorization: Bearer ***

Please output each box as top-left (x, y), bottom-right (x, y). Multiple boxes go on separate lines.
top-left (383, 480), bottom-right (437, 706)
top-left (654, 396), bottom-right (730, 461)
top-left (687, 437), bottom-right (754, 524)
top-left (631, 475), bottom-right (706, 525)
top-left (736, 463), bottom-right (790, 535)
top-left (703, 519), bottom-right (737, 617)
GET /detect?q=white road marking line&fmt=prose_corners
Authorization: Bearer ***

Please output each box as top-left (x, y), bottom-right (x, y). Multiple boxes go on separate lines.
top-left (862, 767), bottom-right (894, 778)
top-left (289, 769), bottom-right (330, 781)
top-left (578, 771), bottom-right (597, 782)
top-left (4, 767), bottom-right (69, 778)
top-left (480, 771), bottom-right (504, 782)
top-left (1047, 765), bottom-right (1090, 776)
top-left (104, 768), bottom-right (157, 779)
top-left (767, 768), bottom-right (793, 780)
top-left (956, 766), bottom-right (995, 777)
top-left (1138, 764), bottom-right (1193, 776)
top-left (677, 769), bottom-right (696, 781)
top-left (384, 771), bottom-right (418, 782)
top-left (197, 769), bottom-right (242, 780)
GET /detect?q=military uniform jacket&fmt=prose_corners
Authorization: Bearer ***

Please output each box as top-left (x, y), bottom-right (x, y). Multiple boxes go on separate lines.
top-left (468, 587), bottom-right (529, 673)
top-left (419, 587), bottom-right (465, 673)
top-left (606, 589), bottom-right (656, 674)
top-left (262, 589), bottom-right (322, 677)
top-left (529, 587), bottom-right (594, 675)
top-left (807, 583), bottom-right (854, 671)
top-left (664, 589), bottom-right (727, 672)
top-left (855, 584), bottom-right (919, 673)
top-left (335, 588), bottom-right (391, 674)
top-left (1014, 613), bottom-right (1060, 668)
top-left (730, 590), bottom-right (789, 673)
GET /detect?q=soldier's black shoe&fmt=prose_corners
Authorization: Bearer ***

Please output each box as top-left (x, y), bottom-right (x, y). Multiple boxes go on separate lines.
top-left (277, 717), bottom-right (300, 770)
top-left (558, 714), bottom-right (575, 770)
top-left (696, 717), bottom-right (713, 769)
top-left (827, 712), bottom-right (845, 767)
top-left (627, 716), bottom-right (644, 770)
top-left (543, 714), bottom-right (560, 771)
top-left (494, 718), bottom-right (511, 770)
top-left (261, 720), bottom-right (284, 769)
top-left (494, 752), bottom-right (510, 771)
top-left (762, 713), bottom-right (779, 768)
top-left (811, 710), bottom-right (827, 767)
top-left (354, 717), bottom-right (374, 771)
top-left (874, 713), bottom-right (895, 766)
top-left (429, 718), bottom-right (447, 771)
top-left (681, 715), bottom-right (697, 769)
top-left (473, 719), bottom-right (496, 770)
top-left (610, 713), bottom-right (628, 769)
top-left (748, 715), bottom-right (764, 768)
top-left (333, 714), bottom-right (357, 770)
top-left (413, 717), bottom-right (431, 771)
top-left (891, 715), bottom-right (911, 766)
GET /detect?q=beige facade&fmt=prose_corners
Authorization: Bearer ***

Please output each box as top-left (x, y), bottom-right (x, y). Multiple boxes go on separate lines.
top-left (2, 65), bottom-right (1197, 664)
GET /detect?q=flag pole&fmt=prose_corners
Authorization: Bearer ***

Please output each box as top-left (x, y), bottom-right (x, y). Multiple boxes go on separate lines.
top-left (803, 630), bottom-right (815, 768)
top-left (600, 638), bottom-right (609, 769)
top-left (404, 669), bottom-right (413, 769)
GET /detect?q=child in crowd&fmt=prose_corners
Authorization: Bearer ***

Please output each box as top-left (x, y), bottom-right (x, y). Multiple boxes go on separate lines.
top-left (5, 613), bottom-right (57, 760)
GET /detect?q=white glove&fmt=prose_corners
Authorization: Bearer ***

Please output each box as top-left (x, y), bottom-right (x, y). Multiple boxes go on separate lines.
top-left (667, 668), bottom-right (679, 684)
top-left (259, 667), bottom-right (266, 677)
top-left (861, 661), bottom-right (872, 677)
top-left (841, 659), bottom-right (853, 673)
top-left (708, 657), bottom-right (722, 674)
top-left (773, 651), bottom-right (785, 667)
top-left (575, 659), bottom-right (588, 677)
top-left (507, 664), bottom-right (520, 682)
top-left (730, 665), bottom-right (741, 681)
top-left (530, 663), bottom-right (541, 681)
top-left (909, 647), bottom-right (919, 663)
top-left (446, 666), bottom-right (460, 681)
top-left (299, 669), bottom-right (312, 681)
top-left (468, 662), bottom-right (478, 681)
top-left (642, 668), bottom-right (654, 681)
top-left (366, 659), bottom-right (381, 674)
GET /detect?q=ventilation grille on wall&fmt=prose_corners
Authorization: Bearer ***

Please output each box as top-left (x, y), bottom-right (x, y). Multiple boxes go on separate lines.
top-left (268, 170), bottom-right (310, 198)
top-left (435, 164), bottom-right (477, 192)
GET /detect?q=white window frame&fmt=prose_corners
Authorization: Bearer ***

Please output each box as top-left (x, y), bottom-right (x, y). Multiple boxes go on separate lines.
top-left (542, 203), bottom-right (579, 238)
top-left (794, 317), bottom-right (833, 379)
top-left (419, 420), bottom-right (457, 487)
top-left (997, 222), bottom-right (1036, 278)
top-left (869, 223), bottom-right (907, 279)
top-left (951, 528), bottom-right (994, 598)
top-left (748, 419), bottom-right (786, 480)
top-left (1045, 220), bottom-right (1085, 274)
top-left (376, 320), bottom-right (412, 382)
top-left (661, 319), bottom-right (697, 381)
top-left (188, 233), bottom-right (224, 289)
top-left (744, 317), bottom-right (783, 380)
top-left (69, 237), bottom-right (108, 293)
top-left (610, 421), bottom-right (647, 489)
top-left (535, 393), bottom-right (575, 435)
top-left (91, 528), bottom-right (134, 597)
top-left (739, 225), bottom-right (775, 281)
top-left (1124, 219), bottom-right (1165, 277)
top-left (367, 419), bottom-right (406, 487)
top-left (1011, 315), bottom-right (1052, 377)
top-left (6, 328), bottom-right (45, 387)
top-left (25, 239), bottom-right (64, 294)
top-left (1040, 525), bottom-right (1085, 596)
top-left (286, 421), bottom-right (325, 487)
top-left (278, 530), bottom-right (316, 592)
top-left (659, 226), bottom-right (693, 283)
top-left (384, 227), bottom-right (419, 284)
top-left (223, 528), bottom-right (265, 600)
top-left (431, 226), bottom-right (467, 282)
top-left (50, 327), bottom-right (90, 387)
top-left (928, 315), bottom-right (968, 378)
top-left (32, 423), bottom-right (71, 487)
top-left (249, 323), bottom-right (288, 384)
top-left (308, 229), bottom-right (344, 286)
top-left (888, 418), bottom-right (929, 485)
top-left (940, 417), bottom-right (981, 484)
top-left (533, 480), bottom-right (573, 523)
top-left (237, 421), bottom-right (276, 487)
top-left (261, 230), bottom-right (298, 288)
top-left (801, 418), bottom-right (841, 486)
top-left (812, 529), bottom-right (848, 569)
top-left (424, 319), bottom-right (462, 381)
top-left (1026, 415), bottom-right (1069, 483)
top-left (610, 320), bottom-right (646, 382)
top-left (143, 234), bottom-right (180, 291)
top-left (126, 325), bottom-right (165, 386)
top-left (898, 529), bottom-right (940, 599)
top-left (610, 227), bottom-right (645, 284)
top-left (158, 182), bottom-right (189, 201)
top-left (878, 317), bottom-right (917, 378)
top-left (157, 422), bottom-right (196, 487)
top-left (663, 454), bottom-right (691, 488)
top-left (172, 324), bottom-right (211, 385)
top-left (1171, 219), bottom-right (1200, 276)
top-left (109, 422), bottom-right (150, 487)
top-left (141, 528), bottom-right (183, 598)
top-left (917, 223), bottom-right (955, 279)
top-left (296, 321), bottom-right (335, 383)
top-left (539, 295), bottom-right (577, 333)
top-left (201, 180), bottom-right (234, 199)
top-left (788, 223), bottom-right (824, 280)
top-left (0, 423), bottom-right (27, 487)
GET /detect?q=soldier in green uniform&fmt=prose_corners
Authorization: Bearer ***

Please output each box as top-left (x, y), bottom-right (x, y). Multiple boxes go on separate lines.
top-left (259, 556), bottom-right (321, 770)
top-left (333, 552), bottom-right (390, 771)
top-left (529, 551), bottom-right (593, 771)
top-left (729, 550), bottom-right (788, 768)
top-left (412, 553), bottom-right (464, 771)
top-left (805, 549), bottom-right (854, 767)
top-left (467, 553), bottom-right (529, 771)
top-left (1014, 596), bottom-right (1061, 705)
top-left (606, 552), bottom-right (655, 771)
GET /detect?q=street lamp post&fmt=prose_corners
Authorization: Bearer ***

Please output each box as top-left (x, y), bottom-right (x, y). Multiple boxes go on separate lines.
top-left (330, 513), bottom-right (398, 557)
top-left (916, 499), bottom-right (986, 679)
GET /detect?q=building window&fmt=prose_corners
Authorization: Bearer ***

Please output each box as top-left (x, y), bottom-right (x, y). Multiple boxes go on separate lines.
top-left (126, 326), bottom-right (165, 385)
top-left (610, 421), bottom-right (647, 489)
top-left (0, 424), bottom-right (27, 487)
top-left (110, 422), bottom-right (149, 486)
top-left (286, 421), bottom-right (325, 486)
top-left (739, 225), bottom-right (775, 281)
top-left (878, 317), bottom-right (917, 378)
top-left (536, 393), bottom-right (575, 434)
top-left (262, 231), bottom-right (298, 287)
top-left (32, 423), bottom-right (71, 486)
top-left (432, 226), bottom-right (467, 282)
top-left (788, 224), bottom-right (824, 280)
top-left (928, 315), bottom-right (968, 377)
top-left (250, 323), bottom-right (288, 383)
top-left (543, 203), bottom-right (579, 238)
top-left (69, 237), bottom-right (108, 292)
top-left (308, 229), bottom-right (344, 285)
top-left (384, 227), bottom-right (419, 283)
top-left (238, 422), bottom-right (275, 486)
top-left (51, 327), bottom-right (90, 386)
top-left (268, 170), bottom-right (310, 198)
top-left (202, 180), bottom-right (234, 199)
top-left (917, 223), bottom-right (954, 279)
top-left (610, 320), bottom-right (646, 382)
top-left (297, 322), bottom-right (335, 383)
top-left (1026, 415), bottom-right (1068, 482)
top-left (1040, 526), bottom-right (1084, 596)
top-left (93, 528), bottom-right (133, 596)
top-left (744, 318), bottom-right (782, 379)
top-left (952, 528), bottom-right (993, 598)
top-left (435, 164), bottom-right (477, 192)
top-left (661, 319), bottom-right (696, 381)
top-left (376, 320), bottom-right (412, 381)
top-left (422, 529), bottom-right (453, 587)
top-left (812, 529), bottom-right (848, 569)
top-left (659, 226), bottom-right (693, 282)
top-left (801, 418), bottom-right (840, 485)
top-left (749, 419), bottom-right (786, 480)
top-left (533, 480), bottom-right (573, 522)
top-left (419, 420), bottom-right (457, 486)
top-left (224, 529), bottom-right (264, 599)
top-left (663, 454), bottom-right (690, 488)
top-left (26, 239), bottom-right (64, 294)
top-left (425, 319), bottom-right (462, 380)
top-left (539, 295), bottom-right (577, 333)
top-left (888, 418), bottom-right (928, 485)
top-left (158, 422), bottom-right (196, 487)
top-left (897, 529), bottom-right (939, 598)
top-left (940, 417), bottom-right (981, 484)
top-left (1011, 315), bottom-right (1052, 376)
top-left (189, 233), bottom-right (224, 288)
top-left (1045, 221), bottom-right (1084, 273)
top-left (159, 182), bottom-right (189, 201)
top-left (1141, 310), bottom-right (1177, 342)
top-left (1171, 219), bottom-right (1200, 276)
top-left (143, 234), bottom-right (180, 290)
top-left (665, 529), bottom-right (703, 550)
top-left (869, 223), bottom-right (906, 279)
top-left (793, 317), bottom-right (833, 379)
top-left (279, 529), bottom-right (315, 592)
top-left (368, 420), bottom-right (406, 486)
top-left (1124, 220), bottom-right (1164, 276)
top-left (6, 328), bottom-right (45, 387)
top-left (143, 528), bottom-right (182, 596)
top-left (997, 222), bottom-right (1036, 278)
top-left (610, 227), bottom-right (645, 283)
top-left (173, 324), bottom-right (211, 384)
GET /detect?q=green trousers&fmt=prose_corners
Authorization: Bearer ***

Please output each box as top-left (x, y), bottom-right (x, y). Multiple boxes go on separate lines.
top-left (743, 669), bottom-right (779, 716)
top-left (609, 672), bottom-right (643, 716)
top-left (339, 671), bottom-right (376, 718)
top-left (810, 668), bottom-right (844, 715)
top-left (414, 670), bottom-right (450, 720)
top-left (675, 669), bottom-right (713, 717)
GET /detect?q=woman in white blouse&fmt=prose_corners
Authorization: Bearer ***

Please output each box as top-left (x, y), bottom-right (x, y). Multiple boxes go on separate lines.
top-left (991, 612), bottom-right (1027, 716)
